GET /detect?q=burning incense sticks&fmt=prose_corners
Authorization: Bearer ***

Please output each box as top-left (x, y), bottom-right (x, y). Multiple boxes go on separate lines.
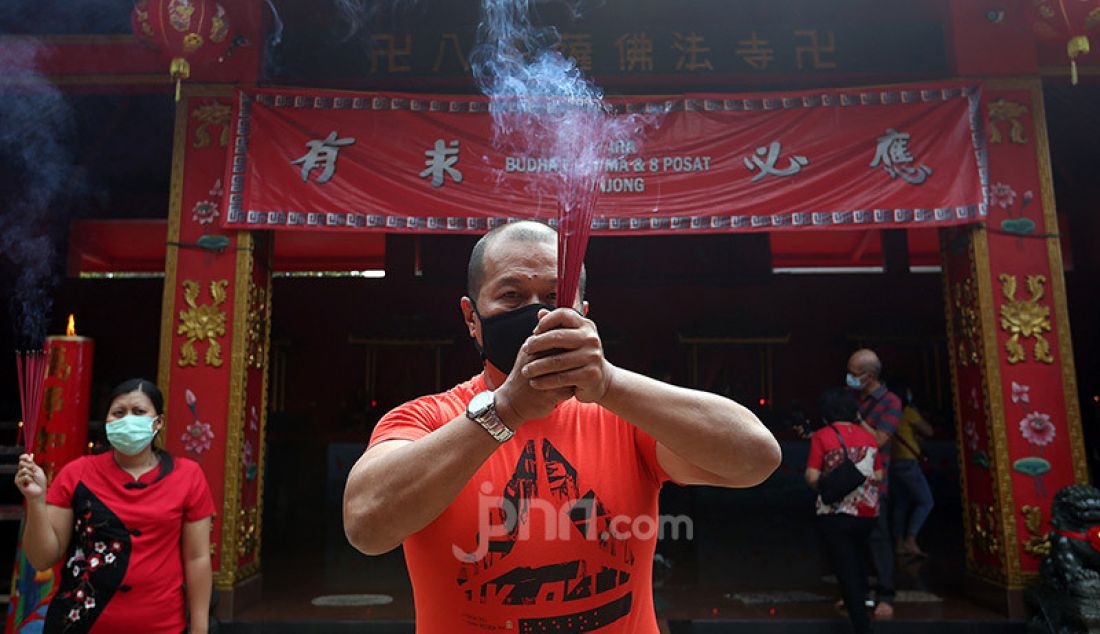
top-left (556, 179), bottom-right (598, 309)
top-left (15, 350), bottom-right (47, 455)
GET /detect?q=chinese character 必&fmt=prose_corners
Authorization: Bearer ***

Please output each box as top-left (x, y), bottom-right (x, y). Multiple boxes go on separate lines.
top-left (291, 131), bottom-right (355, 184)
top-left (420, 139), bottom-right (463, 188)
top-left (870, 128), bottom-right (933, 185)
top-left (743, 141), bottom-right (809, 182)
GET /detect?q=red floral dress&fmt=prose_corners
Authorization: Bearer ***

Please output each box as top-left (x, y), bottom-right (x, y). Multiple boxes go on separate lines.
top-left (44, 452), bottom-right (214, 633)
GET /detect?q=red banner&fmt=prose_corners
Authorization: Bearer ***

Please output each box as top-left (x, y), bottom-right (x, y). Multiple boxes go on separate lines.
top-left (223, 82), bottom-right (988, 234)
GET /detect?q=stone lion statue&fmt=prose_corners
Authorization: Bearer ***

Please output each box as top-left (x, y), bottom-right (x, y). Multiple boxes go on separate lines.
top-left (1028, 484), bottom-right (1100, 633)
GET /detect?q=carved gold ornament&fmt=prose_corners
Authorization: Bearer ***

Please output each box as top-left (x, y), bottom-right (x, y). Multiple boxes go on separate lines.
top-left (210, 5), bottom-right (229, 43)
top-left (183, 32), bottom-right (204, 54)
top-left (177, 280), bottom-right (229, 367)
top-left (1022, 505), bottom-right (1052, 557)
top-left (237, 506), bottom-right (259, 558)
top-left (953, 277), bottom-right (980, 367)
top-left (246, 282), bottom-right (268, 370)
top-left (987, 99), bottom-right (1028, 145)
top-left (972, 502), bottom-right (1001, 556)
top-left (999, 274), bottom-right (1053, 365)
top-left (191, 102), bottom-right (232, 148)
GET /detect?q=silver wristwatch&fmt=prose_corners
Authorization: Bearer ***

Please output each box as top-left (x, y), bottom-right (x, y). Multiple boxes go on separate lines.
top-left (466, 391), bottom-right (514, 443)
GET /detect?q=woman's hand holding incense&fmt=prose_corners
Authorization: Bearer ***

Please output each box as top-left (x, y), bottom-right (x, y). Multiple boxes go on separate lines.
top-left (15, 453), bottom-right (46, 500)
top-left (522, 308), bottom-right (614, 404)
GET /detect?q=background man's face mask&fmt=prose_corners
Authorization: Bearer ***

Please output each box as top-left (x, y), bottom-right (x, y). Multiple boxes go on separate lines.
top-left (845, 372), bottom-right (863, 390)
top-left (473, 302), bottom-right (551, 375)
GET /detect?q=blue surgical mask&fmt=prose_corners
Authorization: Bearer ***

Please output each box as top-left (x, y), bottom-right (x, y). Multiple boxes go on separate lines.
top-left (845, 373), bottom-right (863, 390)
top-left (106, 415), bottom-right (158, 456)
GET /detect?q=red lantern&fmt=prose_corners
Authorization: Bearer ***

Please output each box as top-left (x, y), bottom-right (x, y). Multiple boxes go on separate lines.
top-left (131, 0), bottom-right (233, 100)
top-left (1030, 0), bottom-right (1100, 84)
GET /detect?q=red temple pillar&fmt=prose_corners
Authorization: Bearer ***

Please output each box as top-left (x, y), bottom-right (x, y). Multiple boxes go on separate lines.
top-left (943, 0), bottom-right (1086, 614)
top-left (156, 85), bottom-right (272, 617)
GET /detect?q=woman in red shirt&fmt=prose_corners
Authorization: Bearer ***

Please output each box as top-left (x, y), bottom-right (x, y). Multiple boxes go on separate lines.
top-left (805, 387), bottom-right (883, 634)
top-left (15, 379), bottom-right (215, 634)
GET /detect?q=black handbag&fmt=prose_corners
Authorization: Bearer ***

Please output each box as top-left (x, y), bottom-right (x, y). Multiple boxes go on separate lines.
top-left (818, 425), bottom-right (868, 505)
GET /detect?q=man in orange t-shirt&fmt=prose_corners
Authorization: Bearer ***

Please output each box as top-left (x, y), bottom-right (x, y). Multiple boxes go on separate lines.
top-left (344, 220), bottom-right (782, 633)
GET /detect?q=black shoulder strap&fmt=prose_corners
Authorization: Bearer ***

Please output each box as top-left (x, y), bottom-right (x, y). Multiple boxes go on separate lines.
top-left (830, 424), bottom-right (849, 450)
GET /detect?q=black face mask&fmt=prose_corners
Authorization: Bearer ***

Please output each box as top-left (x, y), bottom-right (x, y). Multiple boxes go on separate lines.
top-left (473, 302), bottom-right (551, 375)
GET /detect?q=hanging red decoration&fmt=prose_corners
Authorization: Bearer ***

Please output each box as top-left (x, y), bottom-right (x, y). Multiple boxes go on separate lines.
top-left (131, 0), bottom-right (233, 100)
top-left (1030, 0), bottom-right (1100, 84)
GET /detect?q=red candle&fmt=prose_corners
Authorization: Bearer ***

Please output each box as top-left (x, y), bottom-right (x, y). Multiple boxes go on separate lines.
top-left (38, 314), bottom-right (94, 483)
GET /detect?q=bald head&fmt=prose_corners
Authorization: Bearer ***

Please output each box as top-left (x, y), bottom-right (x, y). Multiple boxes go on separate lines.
top-left (848, 349), bottom-right (882, 380)
top-left (466, 220), bottom-right (585, 302)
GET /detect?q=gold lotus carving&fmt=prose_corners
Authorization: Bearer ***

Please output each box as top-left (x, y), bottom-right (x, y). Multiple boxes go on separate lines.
top-left (953, 277), bottom-right (980, 367)
top-left (1022, 505), bottom-right (1051, 558)
top-left (177, 279), bottom-right (228, 367)
top-left (999, 274), bottom-right (1053, 364)
top-left (191, 102), bottom-right (232, 149)
top-left (987, 98), bottom-right (1028, 145)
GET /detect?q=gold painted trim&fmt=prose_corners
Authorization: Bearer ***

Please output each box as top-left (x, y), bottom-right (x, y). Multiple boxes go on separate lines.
top-left (157, 92), bottom-right (190, 434)
top-left (1039, 65), bottom-right (1100, 78)
top-left (216, 231), bottom-right (255, 590)
top-left (1030, 82), bottom-right (1089, 485)
top-left (1, 34), bottom-right (141, 46)
top-left (942, 230), bottom-right (978, 575)
top-left (251, 235), bottom-right (275, 580)
top-left (972, 226), bottom-right (1024, 587)
top-left (0, 75), bottom-right (172, 88)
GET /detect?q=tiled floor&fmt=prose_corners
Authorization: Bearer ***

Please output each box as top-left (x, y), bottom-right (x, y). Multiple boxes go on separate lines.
top-left (231, 443), bottom-right (1022, 630)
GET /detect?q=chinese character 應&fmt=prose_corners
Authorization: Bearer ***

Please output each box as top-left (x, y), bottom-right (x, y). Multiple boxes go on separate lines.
top-left (420, 139), bottom-right (463, 188)
top-left (614, 33), bottom-right (654, 72)
top-left (673, 32), bottom-right (713, 72)
top-left (743, 141), bottom-right (809, 182)
top-left (870, 129), bottom-right (933, 185)
top-left (291, 131), bottom-right (356, 184)
top-left (736, 31), bottom-right (774, 71)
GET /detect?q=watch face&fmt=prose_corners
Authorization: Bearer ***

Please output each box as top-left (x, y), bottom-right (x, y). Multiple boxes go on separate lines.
top-left (468, 391), bottom-right (494, 417)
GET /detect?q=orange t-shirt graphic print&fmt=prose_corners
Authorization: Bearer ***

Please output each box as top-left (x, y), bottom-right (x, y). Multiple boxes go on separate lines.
top-left (369, 374), bottom-right (670, 633)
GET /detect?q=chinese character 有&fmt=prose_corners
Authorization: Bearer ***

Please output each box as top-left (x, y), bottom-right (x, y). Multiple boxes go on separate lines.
top-left (870, 128), bottom-right (933, 185)
top-left (291, 131), bottom-right (356, 184)
top-left (420, 139), bottom-right (463, 188)
top-left (743, 141), bottom-right (809, 182)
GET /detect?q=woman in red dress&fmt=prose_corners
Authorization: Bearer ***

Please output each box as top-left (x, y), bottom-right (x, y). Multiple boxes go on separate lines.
top-left (15, 378), bottom-right (214, 633)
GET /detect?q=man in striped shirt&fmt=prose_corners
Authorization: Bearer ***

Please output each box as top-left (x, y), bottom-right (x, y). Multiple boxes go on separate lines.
top-left (847, 348), bottom-right (902, 619)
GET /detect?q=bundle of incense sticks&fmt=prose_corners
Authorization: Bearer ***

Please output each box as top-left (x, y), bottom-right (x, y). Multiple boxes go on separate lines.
top-left (556, 178), bottom-right (599, 309)
top-left (15, 350), bottom-right (47, 455)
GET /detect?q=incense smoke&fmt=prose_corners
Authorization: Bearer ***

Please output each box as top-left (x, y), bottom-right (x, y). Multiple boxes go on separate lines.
top-left (471, 0), bottom-right (654, 209)
top-left (332, 0), bottom-right (420, 41)
top-left (0, 39), bottom-right (77, 347)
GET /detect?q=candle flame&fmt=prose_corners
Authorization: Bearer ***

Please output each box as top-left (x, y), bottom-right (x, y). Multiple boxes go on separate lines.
top-left (66, 314), bottom-right (76, 337)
